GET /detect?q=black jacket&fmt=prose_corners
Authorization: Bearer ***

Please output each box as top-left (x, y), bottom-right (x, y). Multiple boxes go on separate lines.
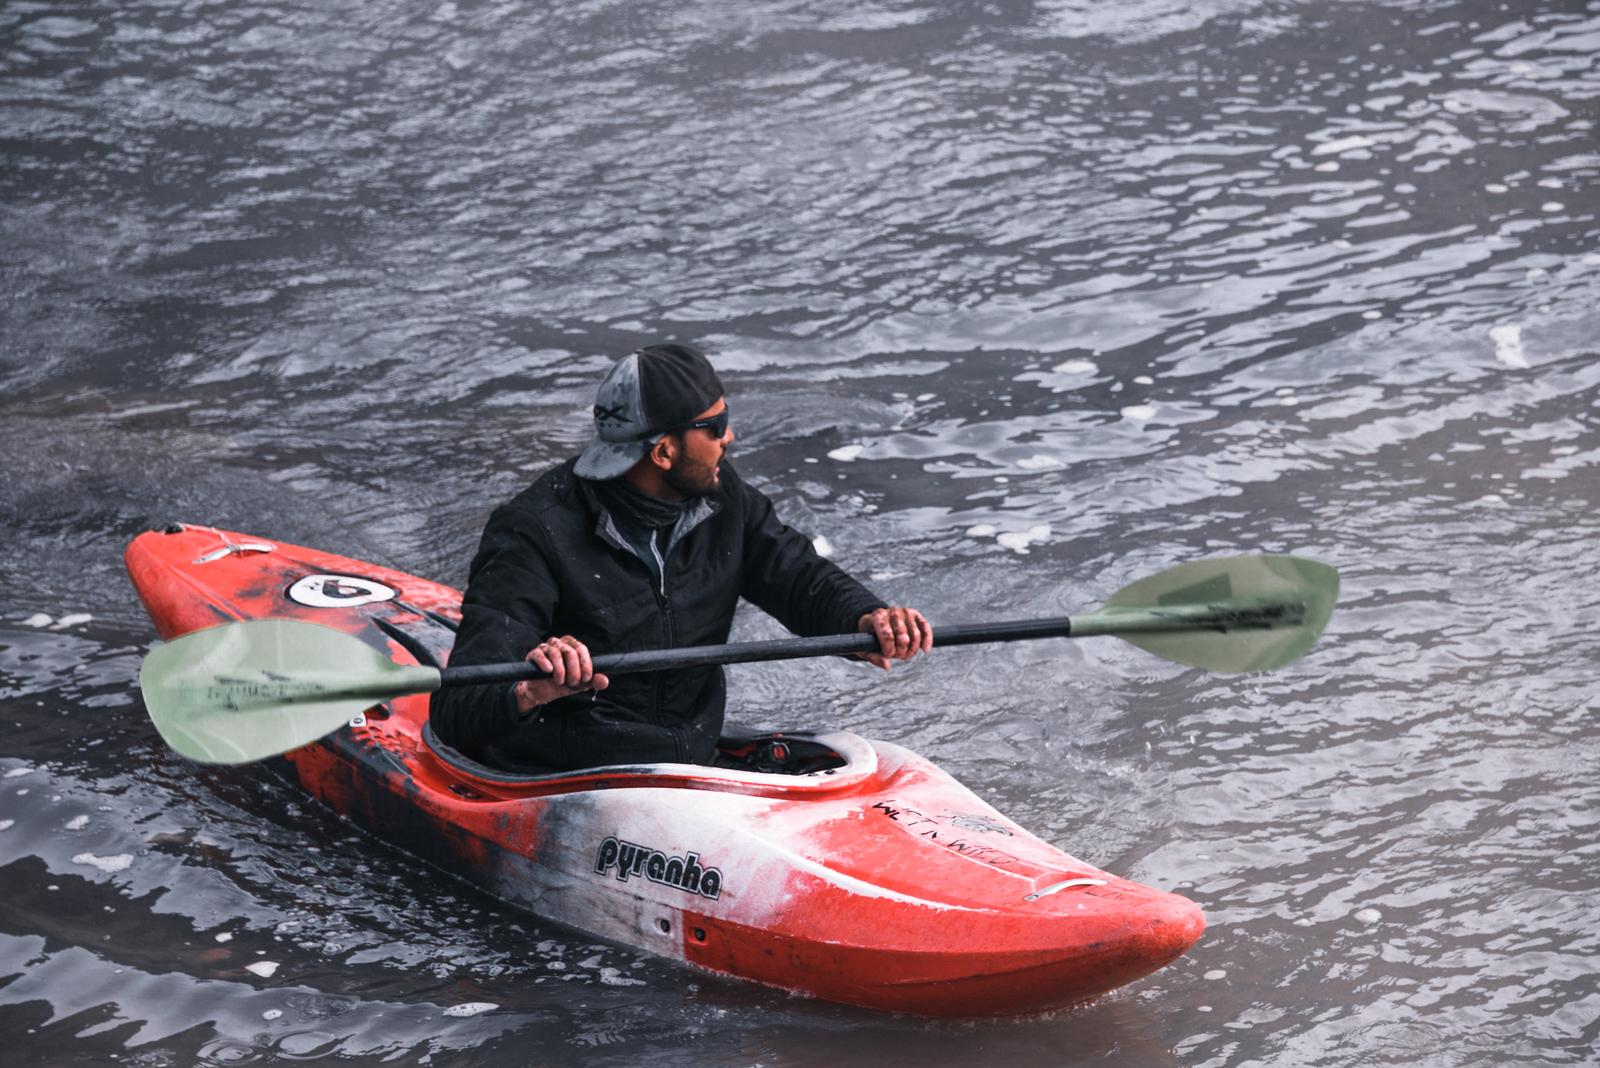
top-left (429, 459), bottom-right (885, 770)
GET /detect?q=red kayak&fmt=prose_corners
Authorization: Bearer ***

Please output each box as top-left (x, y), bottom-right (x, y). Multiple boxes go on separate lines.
top-left (125, 522), bottom-right (1205, 1015)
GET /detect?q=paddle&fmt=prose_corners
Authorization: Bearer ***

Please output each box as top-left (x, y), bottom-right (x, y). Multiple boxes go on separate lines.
top-left (140, 554), bottom-right (1338, 764)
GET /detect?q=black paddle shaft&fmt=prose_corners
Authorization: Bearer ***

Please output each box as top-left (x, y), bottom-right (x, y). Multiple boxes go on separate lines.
top-left (436, 617), bottom-right (1077, 689)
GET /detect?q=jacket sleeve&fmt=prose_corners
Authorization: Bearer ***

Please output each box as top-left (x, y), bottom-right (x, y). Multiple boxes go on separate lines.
top-left (732, 469), bottom-right (887, 637)
top-left (428, 502), bottom-right (559, 750)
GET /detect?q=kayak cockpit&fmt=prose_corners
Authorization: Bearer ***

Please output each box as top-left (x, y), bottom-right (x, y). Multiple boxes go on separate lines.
top-left (419, 722), bottom-right (881, 800)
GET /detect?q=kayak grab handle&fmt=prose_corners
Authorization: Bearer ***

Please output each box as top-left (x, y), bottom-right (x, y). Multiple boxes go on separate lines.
top-left (1024, 877), bottom-right (1108, 902)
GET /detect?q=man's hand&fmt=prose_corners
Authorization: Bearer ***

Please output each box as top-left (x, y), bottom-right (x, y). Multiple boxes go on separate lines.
top-left (514, 635), bottom-right (609, 715)
top-left (856, 607), bottom-right (934, 671)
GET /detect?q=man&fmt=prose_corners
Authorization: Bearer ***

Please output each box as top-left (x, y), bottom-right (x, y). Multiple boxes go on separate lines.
top-left (429, 343), bottom-right (932, 772)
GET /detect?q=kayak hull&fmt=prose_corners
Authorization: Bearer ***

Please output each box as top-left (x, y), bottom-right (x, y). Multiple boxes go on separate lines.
top-left (125, 524), bottom-right (1204, 1016)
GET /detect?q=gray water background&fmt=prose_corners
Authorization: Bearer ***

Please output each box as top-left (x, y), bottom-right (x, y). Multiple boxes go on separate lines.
top-left (2, 0), bottom-right (1598, 1064)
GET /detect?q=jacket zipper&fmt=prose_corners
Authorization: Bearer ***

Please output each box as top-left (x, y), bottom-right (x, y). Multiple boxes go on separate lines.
top-left (648, 528), bottom-right (686, 762)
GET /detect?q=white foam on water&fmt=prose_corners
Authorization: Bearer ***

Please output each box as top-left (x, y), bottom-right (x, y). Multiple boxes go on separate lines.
top-left (1204, 969), bottom-right (1228, 980)
top-left (216, 932), bottom-right (234, 942)
top-left (444, 1002), bottom-right (497, 1017)
top-left (52, 613), bottom-right (92, 628)
top-left (1015, 455), bottom-right (1061, 470)
top-left (0, 820), bottom-right (13, 832)
top-left (812, 535), bottom-right (834, 558)
top-left (262, 1009), bottom-right (283, 1021)
top-left (5, 767), bottom-right (33, 778)
top-left (1133, 375), bottom-right (1154, 385)
top-left (1538, 177), bottom-right (1563, 189)
top-left (827, 444), bottom-right (864, 462)
top-left (1486, 183), bottom-right (1509, 193)
top-left (1489, 324), bottom-right (1529, 369)
top-left (21, 614), bottom-right (51, 628)
top-left (245, 961), bottom-right (279, 978)
top-left (966, 524), bottom-right (997, 537)
top-left (1314, 161), bottom-right (1340, 172)
top-left (1051, 359), bottom-right (1097, 375)
top-left (72, 852), bottom-right (133, 873)
top-left (599, 967), bottom-right (646, 987)
top-left (996, 525), bottom-right (1051, 554)
top-left (1542, 202), bottom-right (1564, 212)
top-left (1363, 310), bottom-right (1383, 319)
top-left (65, 814), bottom-right (88, 831)
top-left (1121, 404), bottom-right (1156, 421)
top-left (1354, 907), bottom-right (1383, 925)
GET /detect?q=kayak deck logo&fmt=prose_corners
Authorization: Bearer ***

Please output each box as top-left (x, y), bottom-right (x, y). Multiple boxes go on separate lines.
top-left (595, 837), bottom-right (723, 900)
top-left (286, 574), bottom-right (397, 609)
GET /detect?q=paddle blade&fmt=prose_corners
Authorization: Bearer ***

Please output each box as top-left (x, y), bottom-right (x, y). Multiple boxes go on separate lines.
top-left (139, 619), bottom-right (441, 764)
top-left (1093, 555), bottom-right (1339, 673)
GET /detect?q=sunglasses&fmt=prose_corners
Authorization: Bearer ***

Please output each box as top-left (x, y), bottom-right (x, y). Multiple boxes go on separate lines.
top-left (662, 406), bottom-right (730, 439)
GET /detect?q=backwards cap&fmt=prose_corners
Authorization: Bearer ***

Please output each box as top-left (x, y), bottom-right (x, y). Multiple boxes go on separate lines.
top-left (574, 343), bottom-right (725, 480)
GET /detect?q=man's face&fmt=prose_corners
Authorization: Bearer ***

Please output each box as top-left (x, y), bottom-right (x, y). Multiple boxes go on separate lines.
top-left (663, 398), bottom-right (733, 498)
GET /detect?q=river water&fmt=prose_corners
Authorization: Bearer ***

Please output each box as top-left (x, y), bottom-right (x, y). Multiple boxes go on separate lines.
top-left (2, 0), bottom-right (1597, 1063)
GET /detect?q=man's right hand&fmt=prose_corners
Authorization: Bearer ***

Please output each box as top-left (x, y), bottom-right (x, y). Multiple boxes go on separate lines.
top-left (513, 635), bottom-right (609, 715)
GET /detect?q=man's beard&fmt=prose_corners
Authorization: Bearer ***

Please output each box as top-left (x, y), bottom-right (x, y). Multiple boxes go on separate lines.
top-left (663, 456), bottom-right (720, 498)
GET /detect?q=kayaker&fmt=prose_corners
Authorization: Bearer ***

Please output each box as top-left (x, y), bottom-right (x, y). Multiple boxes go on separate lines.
top-left (429, 342), bottom-right (933, 772)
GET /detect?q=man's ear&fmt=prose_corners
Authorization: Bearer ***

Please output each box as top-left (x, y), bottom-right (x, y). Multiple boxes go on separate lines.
top-left (648, 434), bottom-right (677, 471)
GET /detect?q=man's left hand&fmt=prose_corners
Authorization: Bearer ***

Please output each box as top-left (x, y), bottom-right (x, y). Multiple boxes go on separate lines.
top-left (856, 607), bottom-right (934, 671)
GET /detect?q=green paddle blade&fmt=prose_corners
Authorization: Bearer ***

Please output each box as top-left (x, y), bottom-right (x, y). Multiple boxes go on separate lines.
top-left (139, 619), bottom-right (442, 764)
top-left (1075, 555), bottom-right (1339, 673)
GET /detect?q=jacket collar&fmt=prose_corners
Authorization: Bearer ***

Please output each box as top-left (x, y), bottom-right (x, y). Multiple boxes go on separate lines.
top-left (575, 470), bottom-right (721, 556)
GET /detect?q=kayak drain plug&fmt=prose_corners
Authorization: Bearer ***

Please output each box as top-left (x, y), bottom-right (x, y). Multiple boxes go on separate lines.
top-left (657, 918), bottom-right (670, 934)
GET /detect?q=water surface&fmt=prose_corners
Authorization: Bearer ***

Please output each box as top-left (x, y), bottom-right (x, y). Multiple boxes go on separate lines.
top-left (2, 0), bottom-right (1598, 1064)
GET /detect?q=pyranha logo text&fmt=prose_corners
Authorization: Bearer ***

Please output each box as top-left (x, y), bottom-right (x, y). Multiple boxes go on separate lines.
top-left (594, 836), bottom-right (723, 900)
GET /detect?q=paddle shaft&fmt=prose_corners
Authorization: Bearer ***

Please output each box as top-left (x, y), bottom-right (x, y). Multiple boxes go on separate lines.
top-left (437, 600), bottom-right (1302, 688)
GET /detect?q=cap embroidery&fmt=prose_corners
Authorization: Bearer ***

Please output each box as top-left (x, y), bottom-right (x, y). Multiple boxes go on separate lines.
top-left (594, 403), bottom-right (630, 425)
